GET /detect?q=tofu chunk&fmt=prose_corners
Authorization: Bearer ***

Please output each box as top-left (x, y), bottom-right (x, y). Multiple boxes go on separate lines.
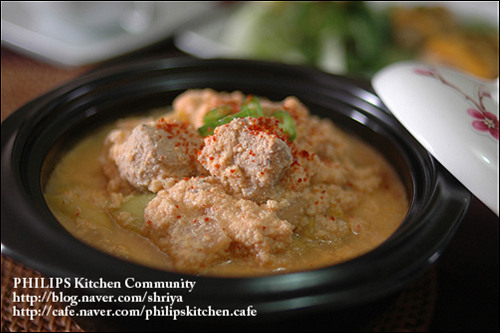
top-left (198, 117), bottom-right (293, 202)
top-left (143, 178), bottom-right (293, 273)
top-left (106, 119), bottom-right (205, 192)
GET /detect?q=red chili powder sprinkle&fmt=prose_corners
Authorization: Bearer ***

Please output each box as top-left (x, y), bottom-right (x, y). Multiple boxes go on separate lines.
top-left (247, 117), bottom-right (289, 142)
top-left (156, 118), bottom-right (189, 134)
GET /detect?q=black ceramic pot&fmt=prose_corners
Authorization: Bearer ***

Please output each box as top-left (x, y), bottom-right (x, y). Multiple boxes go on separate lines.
top-left (1, 58), bottom-right (471, 331)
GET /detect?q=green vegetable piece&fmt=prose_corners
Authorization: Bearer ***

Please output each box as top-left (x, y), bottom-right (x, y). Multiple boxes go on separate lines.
top-left (232, 108), bottom-right (258, 119)
top-left (198, 113), bottom-right (235, 137)
top-left (114, 192), bottom-right (156, 232)
top-left (240, 96), bottom-right (265, 117)
top-left (198, 124), bottom-right (216, 137)
top-left (119, 193), bottom-right (156, 220)
top-left (271, 110), bottom-right (296, 141)
top-left (203, 106), bottom-right (233, 124)
top-left (198, 96), bottom-right (266, 137)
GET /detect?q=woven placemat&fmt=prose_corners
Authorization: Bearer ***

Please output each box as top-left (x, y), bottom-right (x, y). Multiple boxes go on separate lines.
top-left (1, 254), bottom-right (436, 332)
top-left (1, 255), bottom-right (84, 332)
top-left (370, 268), bottom-right (437, 332)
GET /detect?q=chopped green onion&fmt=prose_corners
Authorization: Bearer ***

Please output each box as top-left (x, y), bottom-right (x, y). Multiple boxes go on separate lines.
top-left (198, 96), bottom-right (286, 138)
top-left (198, 110), bottom-right (249, 137)
top-left (199, 106), bottom-right (234, 137)
top-left (271, 110), bottom-right (296, 141)
top-left (231, 107), bottom-right (261, 119)
top-left (203, 106), bottom-right (233, 124)
top-left (240, 96), bottom-right (265, 117)
top-left (197, 124), bottom-right (216, 137)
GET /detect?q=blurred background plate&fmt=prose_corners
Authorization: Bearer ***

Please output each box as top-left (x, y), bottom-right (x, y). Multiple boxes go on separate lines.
top-left (1, 1), bottom-right (217, 67)
top-left (174, 1), bottom-right (499, 79)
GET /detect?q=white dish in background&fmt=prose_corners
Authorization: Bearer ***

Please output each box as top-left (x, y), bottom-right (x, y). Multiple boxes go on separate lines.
top-left (373, 61), bottom-right (499, 216)
top-left (1, 1), bottom-right (217, 67)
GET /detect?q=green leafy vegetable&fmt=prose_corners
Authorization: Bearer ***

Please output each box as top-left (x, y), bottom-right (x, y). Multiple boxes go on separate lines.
top-left (223, 2), bottom-right (412, 77)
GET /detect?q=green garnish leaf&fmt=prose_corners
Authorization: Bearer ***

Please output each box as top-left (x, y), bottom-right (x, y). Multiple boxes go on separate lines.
top-left (198, 96), bottom-right (266, 137)
top-left (197, 124), bottom-right (216, 137)
top-left (240, 96), bottom-right (265, 117)
top-left (203, 106), bottom-right (233, 124)
top-left (271, 110), bottom-right (296, 141)
top-left (198, 96), bottom-right (296, 140)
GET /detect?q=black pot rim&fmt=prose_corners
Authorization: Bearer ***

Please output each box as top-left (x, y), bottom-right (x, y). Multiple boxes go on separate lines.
top-left (1, 57), bottom-right (471, 314)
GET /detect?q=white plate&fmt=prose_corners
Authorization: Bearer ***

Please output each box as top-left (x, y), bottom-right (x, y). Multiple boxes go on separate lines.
top-left (1, 1), bottom-right (217, 67)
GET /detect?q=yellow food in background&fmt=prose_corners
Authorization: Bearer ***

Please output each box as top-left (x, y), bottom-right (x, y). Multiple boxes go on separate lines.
top-left (390, 6), bottom-right (499, 79)
top-left (422, 32), bottom-right (499, 79)
top-left (389, 6), bottom-right (458, 51)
